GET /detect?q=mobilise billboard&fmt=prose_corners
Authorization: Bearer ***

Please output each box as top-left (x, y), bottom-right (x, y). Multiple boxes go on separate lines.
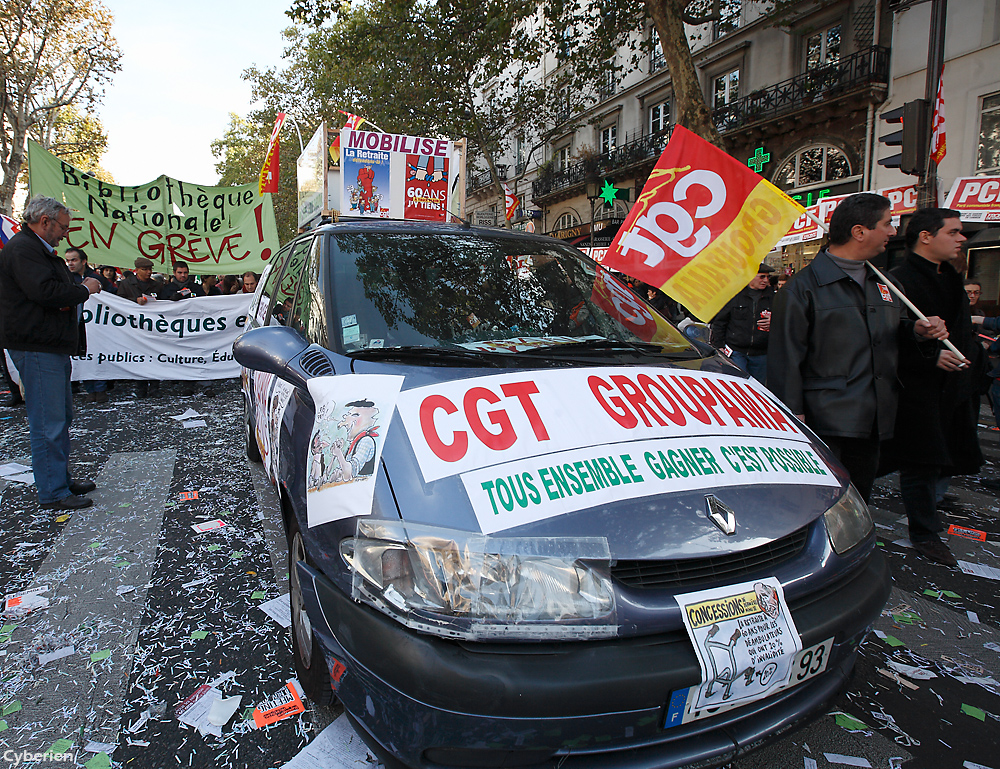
top-left (339, 129), bottom-right (461, 222)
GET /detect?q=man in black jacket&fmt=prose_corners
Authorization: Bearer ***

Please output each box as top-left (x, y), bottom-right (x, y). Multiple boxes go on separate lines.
top-left (710, 263), bottom-right (774, 382)
top-left (880, 208), bottom-right (979, 566)
top-left (0, 196), bottom-right (102, 510)
top-left (767, 193), bottom-right (947, 503)
top-left (159, 260), bottom-right (205, 301)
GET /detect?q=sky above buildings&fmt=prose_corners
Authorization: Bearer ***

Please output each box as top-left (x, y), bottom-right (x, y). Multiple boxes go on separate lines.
top-left (97, 0), bottom-right (292, 186)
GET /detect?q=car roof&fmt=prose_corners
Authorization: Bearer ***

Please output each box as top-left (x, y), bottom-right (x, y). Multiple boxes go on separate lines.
top-left (301, 219), bottom-right (571, 248)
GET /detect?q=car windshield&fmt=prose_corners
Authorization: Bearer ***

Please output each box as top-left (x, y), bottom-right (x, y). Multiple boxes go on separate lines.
top-left (327, 230), bottom-right (693, 356)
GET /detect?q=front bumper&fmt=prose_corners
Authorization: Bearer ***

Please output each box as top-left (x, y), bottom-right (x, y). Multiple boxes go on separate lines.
top-left (298, 549), bottom-right (891, 769)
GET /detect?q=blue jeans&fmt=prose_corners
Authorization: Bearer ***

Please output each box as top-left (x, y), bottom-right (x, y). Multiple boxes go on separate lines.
top-left (9, 350), bottom-right (74, 503)
top-left (728, 350), bottom-right (767, 383)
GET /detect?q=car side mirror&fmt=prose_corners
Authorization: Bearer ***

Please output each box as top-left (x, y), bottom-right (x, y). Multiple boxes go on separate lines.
top-left (233, 326), bottom-right (311, 388)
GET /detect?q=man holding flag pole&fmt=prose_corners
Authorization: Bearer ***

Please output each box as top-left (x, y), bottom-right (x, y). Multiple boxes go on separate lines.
top-left (766, 194), bottom-right (948, 504)
top-left (599, 127), bottom-right (950, 505)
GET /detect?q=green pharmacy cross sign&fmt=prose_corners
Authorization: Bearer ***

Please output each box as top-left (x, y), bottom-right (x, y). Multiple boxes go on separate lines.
top-left (599, 179), bottom-right (626, 207)
top-left (747, 147), bottom-right (770, 173)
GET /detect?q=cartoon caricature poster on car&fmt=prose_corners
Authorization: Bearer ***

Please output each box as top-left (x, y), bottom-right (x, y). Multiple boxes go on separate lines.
top-left (675, 577), bottom-right (802, 712)
top-left (343, 146), bottom-right (391, 217)
top-left (305, 374), bottom-right (405, 527)
top-left (252, 370), bottom-right (295, 484)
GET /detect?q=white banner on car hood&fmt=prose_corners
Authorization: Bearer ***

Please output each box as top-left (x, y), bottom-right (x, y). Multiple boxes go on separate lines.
top-left (70, 293), bottom-right (252, 381)
top-left (396, 366), bottom-right (808, 483)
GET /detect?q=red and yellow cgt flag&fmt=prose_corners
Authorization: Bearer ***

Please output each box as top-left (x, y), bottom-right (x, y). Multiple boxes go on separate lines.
top-left (259, 112), bottom-right (286, 195)
top-left (603, 125), bottom-right (804, 320)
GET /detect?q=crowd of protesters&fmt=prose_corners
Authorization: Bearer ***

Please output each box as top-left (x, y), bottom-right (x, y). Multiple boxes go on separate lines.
top-left (0, 194), bottom-right (995, 564)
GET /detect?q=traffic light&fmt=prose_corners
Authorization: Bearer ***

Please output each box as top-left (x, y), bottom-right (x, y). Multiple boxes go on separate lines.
top-left (878, 99), bottom-right (929, 176)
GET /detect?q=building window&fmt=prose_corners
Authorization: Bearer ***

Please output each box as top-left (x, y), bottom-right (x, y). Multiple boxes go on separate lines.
top-left (556, 212), bottom-right (579, 230)
top-left (599, 60), bottom-right (617, 99)
top-left (713, 0), bottom-right (741, 41)
top-left (775, 145), bottom-right (852, 191)
top-left (556, 87), bottom-right (571, 124)
top-left (978, 92), bottom-right (1000, 173)
top-left (601, 125), bottom-right (618, 155)
top-left (556, 145), bottom-right (571, 171)
top-left (649, 100), bottom-right (671, 134)
top-left (713, 69), bottom-right (740, 108)
top-left (650, 27), bottom-right (665, 72)
top-left (806, 24), bottom-right (841, 69)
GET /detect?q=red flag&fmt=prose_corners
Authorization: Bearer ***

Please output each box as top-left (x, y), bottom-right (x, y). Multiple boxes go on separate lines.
top-left (602, 126), bottom-right (802, 320)
top-left (931, 68), bottom-right (946, 165)
top-left (502, 183), bottom-right (519, 220)
top-left (338, 110), bottom-right (367, 130)
top-left (259, 112), bottom-right (286, 195)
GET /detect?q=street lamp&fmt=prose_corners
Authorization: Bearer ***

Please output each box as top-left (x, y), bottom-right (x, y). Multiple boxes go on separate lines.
top-left (585, 173), bottom-right (601, 253)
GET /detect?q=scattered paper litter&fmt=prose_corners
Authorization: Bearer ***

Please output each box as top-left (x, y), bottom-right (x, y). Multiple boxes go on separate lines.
top-left (804, 759), bottom-right (817, 769)
top-left (37, 646), bottom-right (75, 665)
top-left (116, 585), bottom-right (135, 596)
top-left (887, 661), bottom-right (937, 680)
top-left (183, 419), bottom-right (208, 429)
top-left (5, 472), bottom-right (34, 484)
top-left (176, 684), bottom-right (224, 737)
top-left (207, 695), bottom-right (243, 727)
top-left (823, 755), bottom-right (872, 768)
top-left (958, 561), bottom-right (1000, 580)
top-left (969, 611), bottom-right (981, 624)
top-left (280, 713), bottom-right (383, 769)
top-left (253, 681), bottom-right (305, 728)
top-left (170, 408), bottom-right (202, 421)
top-left (984, 642), bottom-right (1000, 653)
top-left (181, 577), bottom-right (210, 589)
top-left (878, 668), bottom-right (919, 690)
top-left (3, 586), bottom-right (50, 616)
top-left (0, 462), bottom-right (31, 476)
top-left (964, 762), bottom-right (996, 769)
top-left (258, 594), bottom-right (292, 628)
top-left (84, 741), bottom-right (117, 754)
top-left (191, 519), bottom-right (226, 534)
top-left (893, 538), bottom-right (914, 549)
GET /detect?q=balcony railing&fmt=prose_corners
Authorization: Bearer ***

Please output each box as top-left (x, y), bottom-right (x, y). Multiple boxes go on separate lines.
top-left (467, 165), bottom-right (508, 193)
top-left (711, 45), bottom-right (890, 133)
top-left (532, 129), bottom-right (670, 200)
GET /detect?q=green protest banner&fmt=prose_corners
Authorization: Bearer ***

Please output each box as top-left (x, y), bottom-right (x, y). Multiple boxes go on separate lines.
top-left (27, 140), bottom-right (280, 275)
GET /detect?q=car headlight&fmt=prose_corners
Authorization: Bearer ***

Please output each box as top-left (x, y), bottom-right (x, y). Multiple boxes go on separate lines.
top-left (341, 520), bottom-right (617, 641)
top-left (824, 484), bottom-right (874, 555)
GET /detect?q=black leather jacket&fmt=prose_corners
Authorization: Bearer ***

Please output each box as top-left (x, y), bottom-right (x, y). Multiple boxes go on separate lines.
top-left (710, 285), bottom-right (774, 353)
top-left (0, 230), bottom-right (90, 356)
top-left (767, 249), bottom-right (918, 440)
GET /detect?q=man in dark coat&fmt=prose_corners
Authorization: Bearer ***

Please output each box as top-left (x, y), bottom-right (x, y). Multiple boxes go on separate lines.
top-left (0, 196), bottom-right (102, 509)
top-left (710, 263), bottom-right (774, 382)
top-left (880, 208), bottom-right (980, 566)
top-left (159, 260), bottom-right (205, 301)
top-left (768, 194), bottom-right (947, 503)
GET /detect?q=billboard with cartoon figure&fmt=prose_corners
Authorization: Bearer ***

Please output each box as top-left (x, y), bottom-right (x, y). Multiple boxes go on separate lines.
top-left (340, 129), bottom-right (459, 222)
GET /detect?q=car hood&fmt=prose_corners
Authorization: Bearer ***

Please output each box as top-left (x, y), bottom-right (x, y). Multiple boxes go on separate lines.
top-left (348, 355), bottom-right (848, 562)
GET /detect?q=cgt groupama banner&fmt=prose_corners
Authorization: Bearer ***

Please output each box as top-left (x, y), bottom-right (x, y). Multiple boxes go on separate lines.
top-left (28, 140), bottom-right (280, 275)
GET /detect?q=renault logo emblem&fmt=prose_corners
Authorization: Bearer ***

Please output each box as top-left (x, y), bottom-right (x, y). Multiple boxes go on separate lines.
top-left (705, 495), bottom-right (737, 535)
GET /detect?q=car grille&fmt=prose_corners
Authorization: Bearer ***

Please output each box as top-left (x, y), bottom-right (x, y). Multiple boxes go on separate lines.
top-left (611, 527), bottom-right (810, 590)
top-left (299, 348), bottom-right (334, 377)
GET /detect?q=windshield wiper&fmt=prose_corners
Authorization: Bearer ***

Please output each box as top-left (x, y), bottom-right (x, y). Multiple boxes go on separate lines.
top-left (347, 345), bottom-right (516, 365)
top-left (513, 339), bottom-right (691, 357)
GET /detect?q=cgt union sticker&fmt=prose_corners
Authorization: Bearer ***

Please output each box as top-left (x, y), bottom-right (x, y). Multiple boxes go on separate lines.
top-left (676, 577), bottom-right (802, 712)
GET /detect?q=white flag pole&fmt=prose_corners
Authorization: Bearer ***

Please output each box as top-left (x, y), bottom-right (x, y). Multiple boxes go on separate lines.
top-left (801, 208), bottom-right (968, 362)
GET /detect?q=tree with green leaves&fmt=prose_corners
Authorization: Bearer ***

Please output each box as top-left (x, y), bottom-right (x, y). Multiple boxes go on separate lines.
top-left (270, 0), bottom-right (576, 223)
top-left (1, 0), bottom-right (122, 214)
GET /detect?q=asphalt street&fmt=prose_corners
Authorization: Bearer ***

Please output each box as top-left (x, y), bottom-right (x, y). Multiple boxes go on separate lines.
top-left (0, 378), bottom-right (999, 769)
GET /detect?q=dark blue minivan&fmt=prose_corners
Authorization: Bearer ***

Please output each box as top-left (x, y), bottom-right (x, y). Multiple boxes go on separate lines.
top-left (235, 220), bottom-right (890, 769)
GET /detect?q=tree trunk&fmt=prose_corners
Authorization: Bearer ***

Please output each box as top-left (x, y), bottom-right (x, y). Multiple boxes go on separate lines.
top-left (0, 122), bottom-right (28, 217)
top-left (645, 0), bottom-right (724, 148)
